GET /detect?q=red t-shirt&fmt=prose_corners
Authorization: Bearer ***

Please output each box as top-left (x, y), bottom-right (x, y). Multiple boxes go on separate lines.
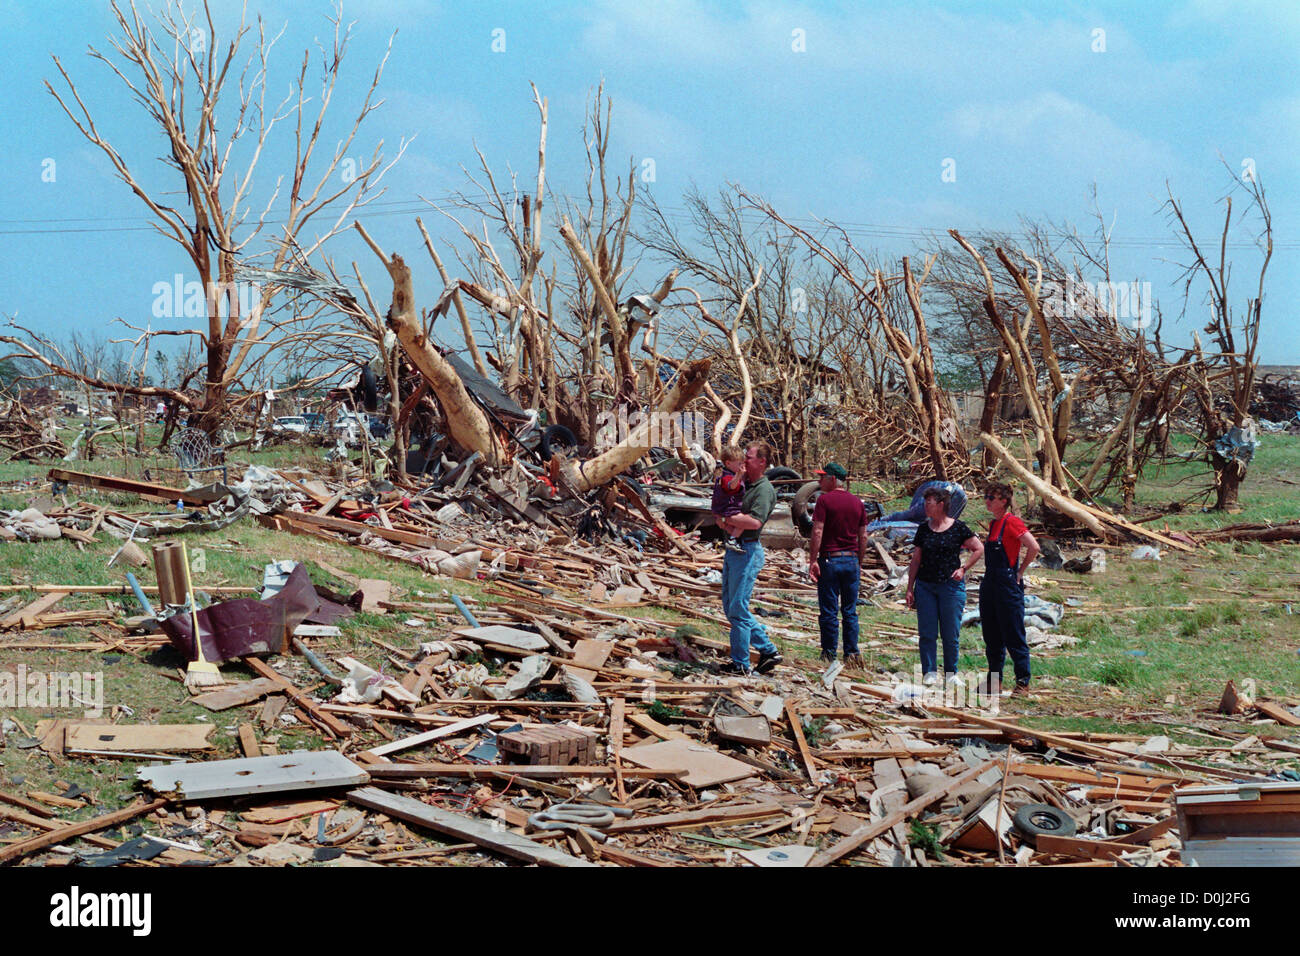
top-left (988, 514), bottom-right (1028, 567)
top-left (812, 489), bottom-right (866, 556)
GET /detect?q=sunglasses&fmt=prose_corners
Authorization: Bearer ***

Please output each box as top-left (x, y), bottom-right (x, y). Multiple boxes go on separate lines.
top-left (984, 494), bottom-right (1006, 500)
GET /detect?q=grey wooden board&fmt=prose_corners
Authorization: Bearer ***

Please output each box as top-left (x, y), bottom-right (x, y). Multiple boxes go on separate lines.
top-left (347, 786), bottom-right (598, 868)
top-left (190, 678), bottom-right (280, 711)
top-left (713, 715), bottom-right (771, 747)
top-left (363, 713), bottom-right (498, 759)
top-left (453, 625), bottom-right (549, 652)
top-left (739, 844), bottom-right (817, 867)
top-left (136, 751), bottom-right (369, 800)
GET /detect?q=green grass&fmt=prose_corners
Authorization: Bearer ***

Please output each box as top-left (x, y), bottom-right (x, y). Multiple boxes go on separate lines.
top-left (1, 429), bottom-right (1298, 840)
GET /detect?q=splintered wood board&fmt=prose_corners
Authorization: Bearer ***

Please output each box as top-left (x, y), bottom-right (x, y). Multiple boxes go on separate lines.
top-left (567, 639), bottom-right (613, 683)
top-left (622, 739), bottom-right (756, 788)
top-left (137, 751), bottom-right (370, 801)
top-left (453, 625), bottom-right (549, 653)
top-left (65, 724), bottom-right (215, 753)
top-left (190, 678), bottom-right (281, 711)
top-left (348, 786), bottom-right (597, 868)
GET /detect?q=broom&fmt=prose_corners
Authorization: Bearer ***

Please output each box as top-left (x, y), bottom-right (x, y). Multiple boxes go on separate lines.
top-left (179, 540), bottom-right (222, 689)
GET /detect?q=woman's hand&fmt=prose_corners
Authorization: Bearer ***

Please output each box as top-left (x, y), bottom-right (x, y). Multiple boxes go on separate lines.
top-left (951, 566), bottom-right (965, 582)
top-left (905, 588), bottom-right (915, 609)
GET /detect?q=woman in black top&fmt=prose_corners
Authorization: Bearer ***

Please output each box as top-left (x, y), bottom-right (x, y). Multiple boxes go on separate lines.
top-left (905, 486), bottom-right (983, 684)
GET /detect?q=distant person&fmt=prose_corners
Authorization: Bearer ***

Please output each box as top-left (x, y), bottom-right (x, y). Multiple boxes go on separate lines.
top-left (716, 442), bottom-right (783, 676)
top-left (807, 462), bottom-right (868, 669)
top-left (978, 482), bottom-right (1040, 698)
top-left (711, 445), bottom-right (747, 553)
top-left (905, 486), bottom-right (983, 685)
top-left (155, 400), bottom-right (166, 423)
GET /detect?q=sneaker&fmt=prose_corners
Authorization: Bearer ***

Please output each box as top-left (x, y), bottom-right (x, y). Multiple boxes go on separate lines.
top-left (945, 673), bottom-right (963, 687)
top-left (922, 672), bottom-right (939, 687)
top-left (718, 660), bottom-right (752, 676)
top-left (723, 538), bottom-right (745, 553)
top-left (755, 650), bottom-right (784, 674)
top-left (819, 650), bottom-right (837, 665)
top-left (843, 653), bottom-right (865, 671)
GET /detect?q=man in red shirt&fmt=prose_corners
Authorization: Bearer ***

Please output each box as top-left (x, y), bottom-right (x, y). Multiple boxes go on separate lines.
top-left (808, 462), bottom-right (868, 668)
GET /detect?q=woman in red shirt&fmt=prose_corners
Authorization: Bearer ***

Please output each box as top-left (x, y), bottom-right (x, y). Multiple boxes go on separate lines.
top-left (979, 482), bottom-right (1041, 697)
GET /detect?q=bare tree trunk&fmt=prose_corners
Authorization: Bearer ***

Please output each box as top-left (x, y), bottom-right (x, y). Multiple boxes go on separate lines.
top-left (361, 236), bottom-right (504, 467)
top-left (560, 359), bottom-right (712, 492)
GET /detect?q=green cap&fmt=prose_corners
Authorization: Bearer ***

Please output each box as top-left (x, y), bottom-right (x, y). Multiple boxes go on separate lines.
top-left (816, 462), bottom-right (848, 480)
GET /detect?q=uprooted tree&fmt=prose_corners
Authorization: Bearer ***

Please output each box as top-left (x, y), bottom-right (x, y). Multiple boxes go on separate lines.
top-left (2, 0), bottom-right (403, 435)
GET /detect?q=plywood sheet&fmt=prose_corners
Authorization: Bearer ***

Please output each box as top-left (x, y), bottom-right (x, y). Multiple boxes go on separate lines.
top-left (454, 625), bottom-right (549, 652)
top-left (65, 723), bottom-right (215, 753)
top-left (622, 739), bottom-right (755, 788)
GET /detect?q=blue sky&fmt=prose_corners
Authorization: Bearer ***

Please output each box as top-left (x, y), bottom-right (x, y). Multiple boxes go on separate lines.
top-left (1, 0), bottom-right (1296, 366)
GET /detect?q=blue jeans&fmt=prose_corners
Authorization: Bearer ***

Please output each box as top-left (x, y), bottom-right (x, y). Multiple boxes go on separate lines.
top-left (915, 577), bottom-right (966, 675)
top-left (721, 540), bottom-right (777, 665)
top-left (818, 554), bottom-right (861, 656)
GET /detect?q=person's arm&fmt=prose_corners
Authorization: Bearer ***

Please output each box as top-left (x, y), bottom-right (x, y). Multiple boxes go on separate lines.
top-left (857, 510), bottom-right (869, 568)
top-left (729, 512), bottom-right (762, 531)
top-left (906, 546), bottom-right (921, 607)
top-left (1017, 530), bottom-right (1040, 583)
top-left (953, 535), bottom-right (984, 581)
top-left (808, 518), bottom-right (825, 581)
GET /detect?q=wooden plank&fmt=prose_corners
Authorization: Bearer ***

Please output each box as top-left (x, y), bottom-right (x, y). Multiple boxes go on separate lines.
top-left (137, 752), bottom-right (369, 801)
top-left (48, 469), bottom-right (211, 506)
top-left (1256, 701), bottom-right (1300, 727)
top-left (362, 713), bottom-right (498, 760)
top-left (0, 807), bottom-right (119, 850)
top-left (626, 711), bottom-right (691, 742)
top-left (362, 763), bottom-right (687, 781)
top-left (244, 656), bottom-right (352, 737)
top-left (0, 798), bottom-right (166, 865)
top-left (1035, 833), bottom-right (1138, 861)
top-left (605, 801), bottom-right (783, 833)
top-left (65, 723), bottom-right (215, 753)
top-left (0, 591), bottom-right (69, 630)
top-left (785, 700), bottom-right (820, 783)
top-left (190, 677), bottom-right (281, 712)
top-left (453, 625), bottom-right (549, 653)
top-left (1111, 816), bottom-right (1178, 845)
top-left (608, 696), bottom-right (628, 802)
top-left (347, 786), bottom-right (598, 868)
top-left (809, 759), bottom-right (997, 867)
top-left (237, 724), bottom-right (260, 759)
top-left (0, 790), bottom-right (56, 819)
top-left (567, 639), bottom-right (613, 684)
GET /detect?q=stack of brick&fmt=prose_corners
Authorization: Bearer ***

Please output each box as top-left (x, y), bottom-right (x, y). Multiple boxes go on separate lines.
top-left (498, 725), bottom-right (597, 766)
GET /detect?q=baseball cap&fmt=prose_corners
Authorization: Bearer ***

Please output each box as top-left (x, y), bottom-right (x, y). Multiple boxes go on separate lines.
top-left (815, 462), bottom-right (848, 480)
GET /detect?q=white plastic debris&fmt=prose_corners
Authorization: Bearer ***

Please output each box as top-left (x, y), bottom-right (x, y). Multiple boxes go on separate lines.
top-left (1130, 546), bottom-right (1162, 561)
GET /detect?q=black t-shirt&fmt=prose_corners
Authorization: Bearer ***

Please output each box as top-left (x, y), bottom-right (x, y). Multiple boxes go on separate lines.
top-left (912, 519), bottom-right (976, 583)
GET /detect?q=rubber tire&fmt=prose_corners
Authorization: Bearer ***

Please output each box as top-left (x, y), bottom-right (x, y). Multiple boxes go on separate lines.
top-left (538, 424), bottom-right (578, 463)
top-left (622, 476), bottom-right (648, 502)
top-left (359, 366), bottom-right (379, 412)
top-left (764, 465), bottom-right (801, 485)
top-left (1012, 803), bottom-right (1076, 845)
top-left (792, 480), bottom-right (821, 537)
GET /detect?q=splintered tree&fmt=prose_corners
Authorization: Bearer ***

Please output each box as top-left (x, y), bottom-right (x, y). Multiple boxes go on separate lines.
top-left (1164, 170), bottom-right (1273, 512)
top-left (14, 0), bottom-right (403, 434)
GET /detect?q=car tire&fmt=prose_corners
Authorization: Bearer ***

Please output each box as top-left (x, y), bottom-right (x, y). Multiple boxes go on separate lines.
top-left (538, 424), bottom-right (577, 462)
top-left (764, 466), bottom-right (801, 485)
top-left (792, 480), bottom-right (821, 537)
top-left (1011, 803), bottom-right (1076, 845)
top-left (358, 367), bottom-right (379, 412)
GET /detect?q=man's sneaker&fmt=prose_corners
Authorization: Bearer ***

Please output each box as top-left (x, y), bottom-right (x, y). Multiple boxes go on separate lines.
top-left (945, 672), bottom-right (963, 687)
top-left (819, 650), bottom-right (837, 665)
top-left (843, 652), bottom-right (864, 671)
top-left (718, 660), bottom-right (752, 676)
top-left (755, 650), bottom-right (784, 674)
top-left (922, 672), bottom-right (939, 687)
top-left (723, 538), bottom-right (745, 553)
